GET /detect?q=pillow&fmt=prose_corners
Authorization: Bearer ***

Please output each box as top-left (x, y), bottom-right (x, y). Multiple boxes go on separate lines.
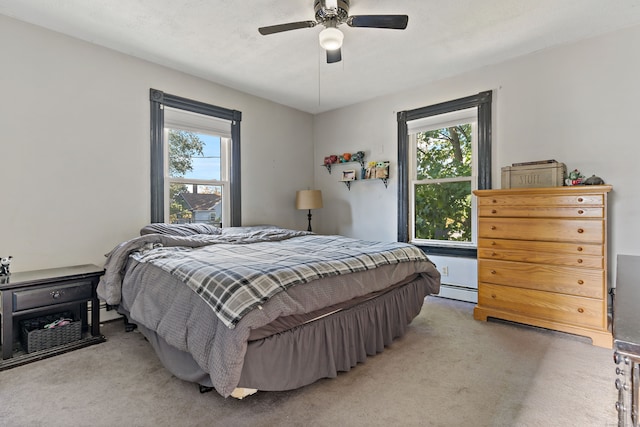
top-left (220, 225), bottom-right (281, 235)
top-left (140, 223), bottom-right (222, 236)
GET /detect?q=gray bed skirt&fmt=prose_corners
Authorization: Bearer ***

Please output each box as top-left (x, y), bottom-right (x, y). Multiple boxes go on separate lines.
top-left (123, 275), bottom-right (430, 394)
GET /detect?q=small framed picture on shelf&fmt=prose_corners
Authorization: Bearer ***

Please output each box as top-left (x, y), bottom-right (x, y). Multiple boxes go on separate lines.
top-left (341, 170), bottom-right (356, 181)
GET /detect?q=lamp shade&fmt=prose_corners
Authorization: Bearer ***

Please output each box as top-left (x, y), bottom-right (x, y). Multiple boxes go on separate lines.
top-left (318, 27), bottom-right (343, 50)
top-left (296, 190), bottom-right (323, 210)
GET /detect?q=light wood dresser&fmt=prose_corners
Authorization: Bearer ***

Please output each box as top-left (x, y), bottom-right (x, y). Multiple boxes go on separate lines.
top-left (473, 185), bottom-right (613, 348)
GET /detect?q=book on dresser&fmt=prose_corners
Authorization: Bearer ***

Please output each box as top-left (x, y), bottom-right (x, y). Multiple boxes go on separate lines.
top-left (472, 185), bottom-right (613, 348)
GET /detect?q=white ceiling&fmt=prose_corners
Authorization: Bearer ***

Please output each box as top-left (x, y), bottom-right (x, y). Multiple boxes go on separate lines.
top-left (3, 0), bottom-right (640, 114)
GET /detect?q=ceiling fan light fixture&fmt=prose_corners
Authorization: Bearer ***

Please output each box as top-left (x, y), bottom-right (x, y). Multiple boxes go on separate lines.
top-left (319, 27), bottom-right (343, 50)
top-left (325, 0), bottom-right (338, 10)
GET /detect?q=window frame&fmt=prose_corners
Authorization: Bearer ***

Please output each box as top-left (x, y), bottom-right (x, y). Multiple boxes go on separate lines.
top-left (397, 91), bottom-right (492, 257)
top-left (150, 89), bottom-right (242, 226)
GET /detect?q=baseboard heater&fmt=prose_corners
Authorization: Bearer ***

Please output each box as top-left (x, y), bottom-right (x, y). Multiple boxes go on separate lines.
top-left (436, 283), bottom-right (478, 303)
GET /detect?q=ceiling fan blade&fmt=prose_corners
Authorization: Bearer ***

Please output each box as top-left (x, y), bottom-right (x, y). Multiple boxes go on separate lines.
top-left (326, 48), bottom-right (342, 64)
top-left (347, 15), bottom-right (409, 30)
top-left (258, 21), bottom-right (317, 35)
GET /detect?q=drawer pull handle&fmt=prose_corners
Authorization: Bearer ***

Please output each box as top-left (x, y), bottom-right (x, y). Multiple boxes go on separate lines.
top-left (490, 270), bottom-right (497, 275)
top-left (491, 226), bottom-right (496, 230)
top-left (491, 241), bottom-right (496, 246)
top-left (577, 228), bottom-right (584, 234)
top-left (491, 294), bottom-right (497, 299)
top-left (577, 246), bottom-right (583, 252)
top-left (491, 199), bottom-right (497, 204)
top-left (578, 280), bottom-right (584, 285)
top-left (491, 252), bottom-right (497, 257)
top-left (491, 209), bottom-right (497, 214)
top-left (577, 308), bottom-right (584, 313)
top-left (577, 197), bottom-right (584, 202)
top-left (577, 259), bottom-right (583, 264)
top-left (578, 209), bottom-right (584, 215)
top-left (50, 290), bottom-right (62, 299)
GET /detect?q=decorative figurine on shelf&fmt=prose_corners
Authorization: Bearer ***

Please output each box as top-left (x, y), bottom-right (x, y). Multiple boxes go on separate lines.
top-left (351, 151), bottom-right (365, 166)
top-left (583, 174), bottom-right (605, 185)
top-left (343, 152), bottom-right (352, 161)
top-left (565, 169), bottom-right (585, 186)
top-left (375, 161), bottom-right (390, 179)
top-left (329, 155), bottom-right (338, 164)
top-left (0, 255), bottom-right (13, 276)
top-left (365, 161), bottom-right (377, 179)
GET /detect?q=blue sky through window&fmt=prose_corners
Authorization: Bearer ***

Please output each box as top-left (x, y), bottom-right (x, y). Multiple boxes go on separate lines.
top-left (183, 133), bottom-right (221, 180)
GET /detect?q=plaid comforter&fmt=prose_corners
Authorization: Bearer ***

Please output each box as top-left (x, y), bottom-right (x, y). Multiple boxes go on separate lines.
top-left (130, 230), bottom-right (430, 328)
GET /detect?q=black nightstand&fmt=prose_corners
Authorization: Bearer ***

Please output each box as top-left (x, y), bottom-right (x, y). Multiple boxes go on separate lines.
top-left (0, 264), bottom-right (106, 370)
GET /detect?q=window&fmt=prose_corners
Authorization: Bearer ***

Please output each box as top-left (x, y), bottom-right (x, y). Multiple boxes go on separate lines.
top-left (165, 108), bottom-right (229, 226)
top-left (150, 89), bottom-right (242, 226)
top-left (397, 91), bottom-right (492, 256)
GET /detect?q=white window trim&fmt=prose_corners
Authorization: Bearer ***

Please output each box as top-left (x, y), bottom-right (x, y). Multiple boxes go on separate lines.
top-left (408, 115), bottom-right (479, 248)
top-left (163, 110), bottom-right (232, 227)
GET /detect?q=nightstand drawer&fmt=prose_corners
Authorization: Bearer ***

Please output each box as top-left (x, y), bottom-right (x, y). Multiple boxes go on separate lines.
top-left (13, 280), bottom-right (93, 311)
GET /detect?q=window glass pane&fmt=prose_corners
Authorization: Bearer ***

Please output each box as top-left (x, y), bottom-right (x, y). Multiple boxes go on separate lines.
top-left (169, 183), bottom-right (222, 227)
top-left (167, 129), bottom-right (221, 180)
top-left (415, 124), bottom-right (472, 180)
top-left (414, 181), bottom-right (472, 242)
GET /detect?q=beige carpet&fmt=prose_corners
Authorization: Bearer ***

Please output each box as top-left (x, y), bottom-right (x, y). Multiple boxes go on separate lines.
top-left (0, 297), bottom-right (617, 427)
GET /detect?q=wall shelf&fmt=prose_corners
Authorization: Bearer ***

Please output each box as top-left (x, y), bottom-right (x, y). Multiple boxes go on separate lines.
top-left (322, 159), bottom-right (366, 175)
top-left (323, 155), bottom-right (389, 191)
top-left (340, 178), bottom-right (388, 191)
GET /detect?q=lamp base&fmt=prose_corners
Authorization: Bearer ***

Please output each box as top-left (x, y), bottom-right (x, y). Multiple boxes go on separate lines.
top-left (307, 210), bottom-right (313, 232)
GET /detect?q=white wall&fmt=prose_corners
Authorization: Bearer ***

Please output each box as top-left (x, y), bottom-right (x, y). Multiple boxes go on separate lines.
top-left (313, 24), bottom-right (640, 290)
top-left (0, 15), bottom-right (314, 272)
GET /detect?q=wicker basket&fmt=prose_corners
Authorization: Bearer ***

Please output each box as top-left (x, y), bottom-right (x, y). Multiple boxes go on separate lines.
top-left (20, 311), bottom-right (81, 353)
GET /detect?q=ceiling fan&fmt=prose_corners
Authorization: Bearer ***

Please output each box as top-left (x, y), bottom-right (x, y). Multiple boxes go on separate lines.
top-left (258, 0), bottom-right (408, 64)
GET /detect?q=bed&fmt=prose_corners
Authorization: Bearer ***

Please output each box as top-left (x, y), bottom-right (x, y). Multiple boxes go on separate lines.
top-left (97, 225), bottom-right (441, 398)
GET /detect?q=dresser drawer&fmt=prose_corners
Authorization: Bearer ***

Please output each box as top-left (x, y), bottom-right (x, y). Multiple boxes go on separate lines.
top-left (477, 193), bottom-right (604, 208)
top-left (478, 247), bottom-right (603, 268)
top-left (478, 238), bottom-right (603, 256)
top-left (478, 259), bottom-right (604, 298)
top-left (13, 280), bottom-right (93, 311)
top-left (478, 218), bottom-right (604, 243)
top-left (478, 205), bottom-right (603, 218)
top-left (478, 283), bottom-right (605, 330)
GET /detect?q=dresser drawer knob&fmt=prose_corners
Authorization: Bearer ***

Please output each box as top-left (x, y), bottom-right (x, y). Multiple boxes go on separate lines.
top-left (491, 226), bottom-right (497, 230)
top-left (491, 241), bottom-right (496, 246)
top-left (491, 209), bottom-right (497, 214)
top-left (491, 199), bottom-right (497, 204)
top-left (50, 290), bottom-right (62, 299)
top-left (577, 308), bottom-right (584, 313)
top-left (491, 252), bottom-right (497, 257)
top-left (491, 293), bottom-right (497, 299)
top-left (577, 209), bottom-right (584, 215)
top-left (577, 280), bottom-right (584, 285)
top-left (490, 270), bottom-right (497, 275)
top-left (577, 259), bottom-right (583, 264)
top-left (577, 228), bottom-right (584, 234)
top-left (577, 246), bottom-right (583, 252)
top-left (577, 197), bottom-right (584, 202)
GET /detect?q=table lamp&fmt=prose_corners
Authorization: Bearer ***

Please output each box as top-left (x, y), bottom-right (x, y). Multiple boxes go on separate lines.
top-left (295, 190), bottom-right (323, 232)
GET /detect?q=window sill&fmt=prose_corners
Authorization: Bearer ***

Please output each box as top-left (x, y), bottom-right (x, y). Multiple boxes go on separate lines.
top-left (412, 244), bottom-right (477, 258)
